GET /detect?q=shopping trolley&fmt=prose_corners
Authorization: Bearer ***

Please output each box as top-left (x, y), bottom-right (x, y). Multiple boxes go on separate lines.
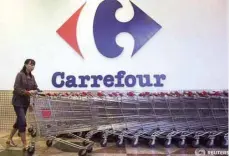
top-left (139, 91), bottom-right (228, 148)
top-left (26, 93), bottom-right (94, 156)
top-left (183, 91), bottom-right (228, 148)
top-left (26, 90), bottom-right (228, 153)
top-left (84, 90), bottom-right (228, 148)
top-left (84, 92), bottom-right (147, 147)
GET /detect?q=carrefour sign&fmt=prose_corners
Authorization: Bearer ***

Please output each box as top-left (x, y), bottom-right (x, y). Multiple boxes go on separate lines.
top-left (52, 71), bottom-right (166, 88)
top-left (53, 0), bottom-right (165, 89)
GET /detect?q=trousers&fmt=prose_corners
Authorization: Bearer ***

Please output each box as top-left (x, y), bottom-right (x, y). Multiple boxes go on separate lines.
top-left (13, 106), bottom-right (28, 132)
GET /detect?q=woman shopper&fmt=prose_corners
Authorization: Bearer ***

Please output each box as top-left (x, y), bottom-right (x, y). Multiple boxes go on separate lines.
top-left (6, 59), bottom-right (40, 151)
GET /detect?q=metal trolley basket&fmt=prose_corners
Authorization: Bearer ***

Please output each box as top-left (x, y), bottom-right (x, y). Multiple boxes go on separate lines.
top-left (25, 90), bottom-right (228, 155)
top-left (27, 93), bottom-right (94, 156)
top-left (84, 90), bottom-right (228, 148)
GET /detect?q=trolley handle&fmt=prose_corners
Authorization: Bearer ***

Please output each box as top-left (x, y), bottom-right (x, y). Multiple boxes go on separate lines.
top-left (139, 92), bottom-right (151, 97)
top-left (74, 93), bottom-right (79, 96)
top-left (165, 92), bottom-right (172, 96)
top-left (208, 91), bottom-right (223, 97)
top-left (127, 91), bottom-right (135, 97)
top-left (108, 93), bottom-right (113, 97)
top-left (45, 93), bottom-right (55, 96)
top-left (151, 93), bottom-right (159, 96)
top-left (172, 91), bottom-right (182, 97)
top-left (97, 91), bottom-right (105, 97)
top-left (87, 92), bottom-right (93, 97)
top-left (159, 92), bottom-right (166, 97)
top-left (63, 92), bottom-right (70, 96)
top-left (118, 93), bottom-right (123, 97)
top-left (79, 91), bottom-right (88, 97)
top-left (183, 91), bottom-right (195, 97)
top-left (112, 92), bottom-right (118, 97)
top-left (139, 93), bottom-right (144, 97)
top-left (196, 91), bottom-right (208, 97)
top-left (37, 92), bottom-right (46, 96)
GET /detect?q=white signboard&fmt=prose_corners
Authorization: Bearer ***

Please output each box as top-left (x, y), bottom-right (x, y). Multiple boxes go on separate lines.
top-left (0, 0), bottom-right (227, 90)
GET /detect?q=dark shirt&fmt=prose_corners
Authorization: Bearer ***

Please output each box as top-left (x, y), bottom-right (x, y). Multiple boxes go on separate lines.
top-left (12, 71), bottom-right (38, 107)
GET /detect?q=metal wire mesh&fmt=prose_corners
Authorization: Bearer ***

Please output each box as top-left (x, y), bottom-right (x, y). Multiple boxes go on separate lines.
top-left (0, 90), bottom-right (69, 132)
top-left (0, 91), bottom-right (15, 131)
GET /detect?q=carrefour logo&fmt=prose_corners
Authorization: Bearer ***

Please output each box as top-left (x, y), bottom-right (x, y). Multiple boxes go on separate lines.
top-left (56, 0), bottom-right (161, 58)
top-left (53, 0), bottom-right (166, 89)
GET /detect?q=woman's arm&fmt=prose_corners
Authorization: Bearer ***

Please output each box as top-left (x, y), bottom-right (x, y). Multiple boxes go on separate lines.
top-left (14, 73), bottom-right (30, 96)
top-left (33, 75), bottom-right (42, 92)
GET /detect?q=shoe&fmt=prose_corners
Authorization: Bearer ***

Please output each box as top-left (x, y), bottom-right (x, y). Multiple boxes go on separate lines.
top-left (6, 140), bottom-right (17, 147)
top-left (23, 145), bottom-right (29, 151)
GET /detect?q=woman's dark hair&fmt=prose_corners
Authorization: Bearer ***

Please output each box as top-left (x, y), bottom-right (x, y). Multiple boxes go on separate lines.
top-left (21, 59), bottom-right (36, 76)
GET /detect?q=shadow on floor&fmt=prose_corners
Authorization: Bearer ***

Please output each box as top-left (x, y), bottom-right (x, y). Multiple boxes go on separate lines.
top-left (0, 149), bottom-right (34, 156)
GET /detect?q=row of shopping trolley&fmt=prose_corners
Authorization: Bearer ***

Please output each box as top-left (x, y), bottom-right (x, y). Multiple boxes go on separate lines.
top-left (25, 90), bottom-right (228, 156)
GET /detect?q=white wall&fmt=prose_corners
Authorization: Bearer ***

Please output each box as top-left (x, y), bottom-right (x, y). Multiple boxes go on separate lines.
top-left (0, 0), bottom-right (228, 90)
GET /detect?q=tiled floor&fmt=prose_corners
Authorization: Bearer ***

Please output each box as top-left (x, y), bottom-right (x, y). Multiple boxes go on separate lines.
top-left (0, 133), bottom-right (227, 156)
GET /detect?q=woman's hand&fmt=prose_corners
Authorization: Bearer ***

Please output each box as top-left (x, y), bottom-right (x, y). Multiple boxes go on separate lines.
top-left (29, 90), bottom-right (38, 95)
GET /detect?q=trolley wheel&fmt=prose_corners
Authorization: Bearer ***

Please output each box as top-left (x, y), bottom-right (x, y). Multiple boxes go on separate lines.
top-left (46, 140), bottom-right (53, 147)
top-left (100, 138), bottom-right (107, 147)
top-left (178, 140), bottom-right (186, 148)
top-left (76, 132), bottom-right (87, 138)
top-left (206, 139), bottom-right (214, 148)
top-left (164, 139), bottom-right (171, 148)
top-left (131, 138), bottom-right (138, 147)
top-left (28, 127), bottom-right (33, 133)
top-left (78, 149), bottom-right (87, 156)
top-left (116, 138), bottom-right (124, 147)
top-left (148, 139), bottom-right (156, 148)
top-left (192, 139), bottom-right (200, 148)
top-left (27, 146), bottom-right (35, 154)
top-left (82, 141), bottom-right (89, 146)
top-left (221, 139), bottom-right (228, 148)
top-left (31, 131), bottom-right (37, 137)
top-left (76, 132), bottom-right (83, 137)
top-left (87, 146), bottom-right (93, 153)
